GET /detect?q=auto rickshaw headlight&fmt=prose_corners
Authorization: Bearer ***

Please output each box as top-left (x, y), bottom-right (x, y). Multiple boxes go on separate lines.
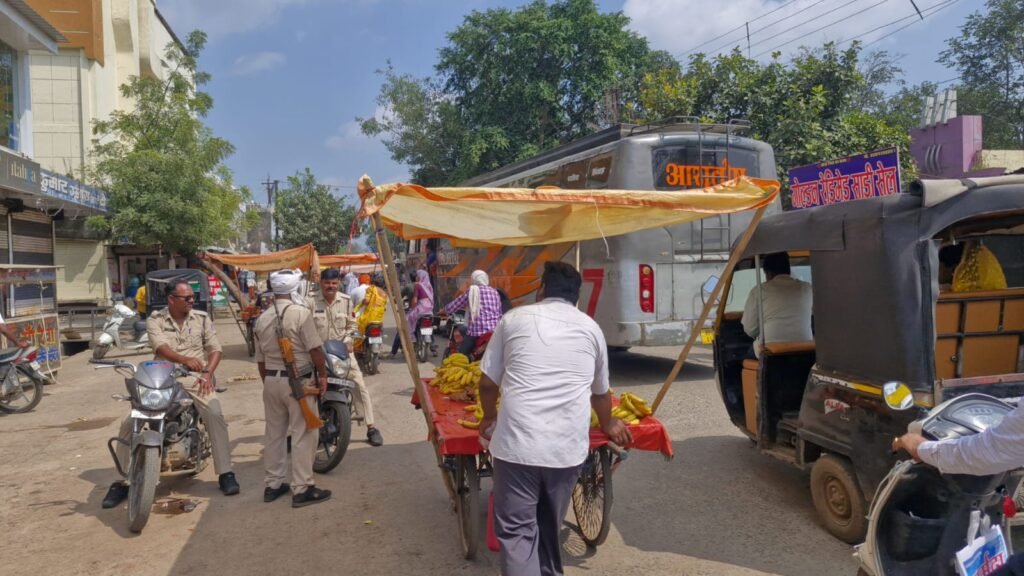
top-left (882, 381), bottom-right (914, 411)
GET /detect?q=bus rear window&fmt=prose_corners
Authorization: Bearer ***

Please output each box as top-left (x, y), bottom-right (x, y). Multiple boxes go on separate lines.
top-left (653, 146), bottom-right (760, 191)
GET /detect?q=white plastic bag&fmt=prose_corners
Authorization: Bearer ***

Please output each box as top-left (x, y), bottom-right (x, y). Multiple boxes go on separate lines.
top-left (955, 519), bottom-right (1008, 576)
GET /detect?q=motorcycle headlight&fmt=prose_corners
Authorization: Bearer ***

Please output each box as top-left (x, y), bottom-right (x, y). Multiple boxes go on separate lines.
top-left (138, 386), bottom-right (173, 410)
top-left (328, 354), bottom-right (350, 378)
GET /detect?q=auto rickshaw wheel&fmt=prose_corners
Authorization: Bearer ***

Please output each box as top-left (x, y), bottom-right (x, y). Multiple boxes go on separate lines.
top-left (810, 454), bottom-right (867, 544)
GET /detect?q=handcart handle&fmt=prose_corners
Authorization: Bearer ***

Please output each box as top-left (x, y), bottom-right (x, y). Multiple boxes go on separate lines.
top-left (606, 441), bottom-right (629, 462)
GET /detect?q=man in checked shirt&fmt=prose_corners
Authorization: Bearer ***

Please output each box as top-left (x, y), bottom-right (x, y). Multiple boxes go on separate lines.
top-left (443, 270), bottom-right (504, 356)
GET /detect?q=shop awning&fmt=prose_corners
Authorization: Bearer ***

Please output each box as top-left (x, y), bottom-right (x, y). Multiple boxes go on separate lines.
top-left (357, 175), bottom-right (780, 246)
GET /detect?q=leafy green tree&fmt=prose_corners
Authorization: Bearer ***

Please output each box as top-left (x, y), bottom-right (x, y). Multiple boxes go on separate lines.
top-left (361, 0), bottom-right (675, 185)
top-left (275, 168), bottom-right (356, 254)
top-left (87, 31), bottom-right (255, 257)
top-left (638, 43), bottom-right (915, 199)
top-left (939, 0), bottom-right (1024, 149)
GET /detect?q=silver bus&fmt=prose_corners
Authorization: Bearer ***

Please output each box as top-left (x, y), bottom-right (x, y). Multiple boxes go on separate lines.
top-left (407, 119), bottom-right (779, 349)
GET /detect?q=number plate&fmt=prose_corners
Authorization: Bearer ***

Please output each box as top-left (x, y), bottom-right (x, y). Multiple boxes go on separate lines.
top-left (420, 328), bottom-right (433, 337)
top-left (368, 336), bottom-right (383, 345)
top-left (130, 409), bottom-right (165, 420)
top-left (29, 361), bottom-right (40, 370)
top-left (327, 377), bottom-right (353, 387)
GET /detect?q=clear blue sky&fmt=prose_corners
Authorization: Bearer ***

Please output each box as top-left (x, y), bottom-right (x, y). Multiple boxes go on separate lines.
top-left (158, 0), bottom-right (978, 205)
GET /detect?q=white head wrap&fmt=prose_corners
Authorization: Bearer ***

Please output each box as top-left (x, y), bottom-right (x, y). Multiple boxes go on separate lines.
top-left (270, 269), bottom-right (305, 305)
top-left (469, 270), bottom-right (489, 321)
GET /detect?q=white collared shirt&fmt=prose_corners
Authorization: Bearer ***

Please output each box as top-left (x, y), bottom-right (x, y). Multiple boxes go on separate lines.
top-left (480, 298), bottom-right (609, 469)
top-left (742, 274), bottom-right (813, 357)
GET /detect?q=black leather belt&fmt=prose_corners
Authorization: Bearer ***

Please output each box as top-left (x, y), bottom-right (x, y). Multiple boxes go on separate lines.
top-left (264, 369), bottom-right (313, 378)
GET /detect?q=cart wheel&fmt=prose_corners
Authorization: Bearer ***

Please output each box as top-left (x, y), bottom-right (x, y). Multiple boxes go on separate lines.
top-left (454, 455), bottom-right (480, 559)
top-left (572, 446), bottom-right (613, 547)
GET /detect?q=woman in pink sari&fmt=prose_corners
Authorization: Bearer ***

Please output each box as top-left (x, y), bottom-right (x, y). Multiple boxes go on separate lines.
top-left (392, 269), bottom-right (435, 358)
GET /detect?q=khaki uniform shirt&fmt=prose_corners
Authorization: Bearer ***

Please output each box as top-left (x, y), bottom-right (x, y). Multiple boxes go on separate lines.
top-left (146, 308), bottom-right (222, 361)
top-left (305, 293), bottom-right (356, 344)
top-left (254, 300), bottom-right (323, 373)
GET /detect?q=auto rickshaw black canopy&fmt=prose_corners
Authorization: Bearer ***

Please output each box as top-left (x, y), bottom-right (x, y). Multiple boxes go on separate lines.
top-left (145, 269), bottom-right (212, 313)
top-left (737, 176), bottom-right (1024, 389)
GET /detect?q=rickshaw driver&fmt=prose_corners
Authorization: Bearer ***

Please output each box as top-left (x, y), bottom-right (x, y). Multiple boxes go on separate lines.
top-left (741, 252), bottom-right (813, 357)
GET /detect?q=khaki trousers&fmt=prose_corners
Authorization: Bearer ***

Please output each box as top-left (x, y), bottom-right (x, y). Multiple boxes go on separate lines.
top-left (349, 361), bottom-right (375, 427)
top-left (116, 388), bottom-right (233, 476)
top-left (262, 375), bottom-right (317, 495)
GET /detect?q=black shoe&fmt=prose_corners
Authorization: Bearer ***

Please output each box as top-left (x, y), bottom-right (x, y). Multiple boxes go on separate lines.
top-left (102, 482), bottom-right (129, 509)
top-left (367, 427), bottom-right (384, 447)
top-left (219, 472), bottom-right (240, 496)
top-left (264, 483), bottom-right (290, 503)
top-left (292, 486), bottom-right (331, 508)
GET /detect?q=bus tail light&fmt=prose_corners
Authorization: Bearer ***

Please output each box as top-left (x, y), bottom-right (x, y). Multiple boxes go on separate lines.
top-left (639, 264), bottom-right (654, 313)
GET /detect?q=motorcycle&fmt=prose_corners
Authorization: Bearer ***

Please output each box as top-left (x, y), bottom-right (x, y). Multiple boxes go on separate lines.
top-left (92, 358), bottom-right (212, 533)
top-left (443, 324), bottom-right (493, 362)
top-left (355, 323), bottom-right (383, 376)
top-left (94, 304), bottom-right (149, 359)
top-left (414, 315), bottom-right (435, 363)
top-left (856, 384), bottom-right (1021, 575)
top-left (0, 346), bottom-right (48, 414)
top-left (314, 339), bottom-right (356, 474)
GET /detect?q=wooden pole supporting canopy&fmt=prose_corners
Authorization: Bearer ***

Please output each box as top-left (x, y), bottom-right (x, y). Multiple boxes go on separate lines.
top-left (650, 205), bottom-right (767, 415)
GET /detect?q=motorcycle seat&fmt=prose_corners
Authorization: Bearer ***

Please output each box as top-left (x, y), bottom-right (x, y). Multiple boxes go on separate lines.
top-left (0, 348), bottom-right (23, 363)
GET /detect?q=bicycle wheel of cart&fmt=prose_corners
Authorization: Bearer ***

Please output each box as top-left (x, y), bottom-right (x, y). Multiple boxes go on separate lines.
top-left (572, 446), bottom-right (613, 546)
top-left (454, 455), bottom-right (480, 559)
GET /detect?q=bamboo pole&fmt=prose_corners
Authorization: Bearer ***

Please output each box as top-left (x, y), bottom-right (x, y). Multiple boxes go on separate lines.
top-left (650, 205), bottom-right (767, 415)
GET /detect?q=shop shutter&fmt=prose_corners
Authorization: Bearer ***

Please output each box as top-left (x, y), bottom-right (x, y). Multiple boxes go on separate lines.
top-left (11, 211), bottom-right (53, 265)
top-left (55, 238), bottom-right (109, 304)
top-left (0, 205), bottom-right (8, 264)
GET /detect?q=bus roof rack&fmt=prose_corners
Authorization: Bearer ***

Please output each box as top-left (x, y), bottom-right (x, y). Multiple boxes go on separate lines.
top-left (458, 118), bottom-right (754, 187)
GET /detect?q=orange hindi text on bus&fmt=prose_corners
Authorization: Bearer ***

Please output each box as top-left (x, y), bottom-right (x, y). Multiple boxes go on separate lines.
top-left (664, 159), bottom-right (747, 188)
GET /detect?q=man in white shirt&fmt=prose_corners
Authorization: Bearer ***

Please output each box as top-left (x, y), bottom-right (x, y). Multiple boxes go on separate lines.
top-left (479, 261), bottom-right (631, 576)
top-left (741, 252), bottom-right (813, 357)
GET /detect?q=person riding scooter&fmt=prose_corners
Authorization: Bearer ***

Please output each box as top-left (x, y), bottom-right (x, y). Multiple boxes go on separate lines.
top-left (442, 270), bottom-right (503, 357)
top-left (894, 403), bottom-right (1024, 575)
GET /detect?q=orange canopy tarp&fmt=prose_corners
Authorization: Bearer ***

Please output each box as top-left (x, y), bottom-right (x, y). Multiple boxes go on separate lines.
top-left (356, 175), bottom-right (779, 246)
top-left (318, 253), bottom-right (379, 267)
top-left (202, 244), bottom-right (318, 273)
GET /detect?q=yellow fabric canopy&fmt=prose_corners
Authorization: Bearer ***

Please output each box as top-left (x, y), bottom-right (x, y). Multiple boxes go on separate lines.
top-left (319, 253), bottom-right (379, 267)
top-left (202, 244), bottom-right (318, 272)
top-left (357, 175), bottom-right (779, 246)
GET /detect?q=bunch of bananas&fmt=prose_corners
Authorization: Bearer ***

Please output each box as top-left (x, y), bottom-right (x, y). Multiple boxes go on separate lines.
top-left (459, 402), bottom-right (485, 429)
top-left (611, 393), bottom-right (653, 425)
top-left (432, 353), bottom-right (482, 395)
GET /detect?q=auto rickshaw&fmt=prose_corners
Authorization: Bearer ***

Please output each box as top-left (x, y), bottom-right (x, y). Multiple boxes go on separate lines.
top-left (712, 176), bottom-right (1024, 543)
top-left (145, 269), bottom-right (212, 313)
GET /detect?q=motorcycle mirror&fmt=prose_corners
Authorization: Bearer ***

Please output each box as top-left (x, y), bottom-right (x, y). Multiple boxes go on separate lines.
top-left (883, 381), bottom-right (914, 411)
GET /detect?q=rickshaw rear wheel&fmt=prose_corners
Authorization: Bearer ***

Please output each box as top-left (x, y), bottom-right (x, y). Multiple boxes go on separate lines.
top-left (810, 454), bottom-right (867, 544)
top-left (454, 455), bottom-right (480, 560)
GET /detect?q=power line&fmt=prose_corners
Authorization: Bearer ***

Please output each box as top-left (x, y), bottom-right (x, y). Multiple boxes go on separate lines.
top-left (836, 0), bottom-right (955, 45)
top-left (753, 0), bottom-right (889, 58)
top-left (679, 0), bottom-right (805, 56)
top-left (746, 0), bottom-right (869, 53)
top-left (699, 0), bottom-right (833, 58)
top-left (863, 0), bottom-right (960, 46)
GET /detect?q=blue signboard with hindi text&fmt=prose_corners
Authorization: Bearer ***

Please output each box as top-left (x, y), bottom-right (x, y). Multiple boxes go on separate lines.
top-left (787, 147), bottom-right (901, 211)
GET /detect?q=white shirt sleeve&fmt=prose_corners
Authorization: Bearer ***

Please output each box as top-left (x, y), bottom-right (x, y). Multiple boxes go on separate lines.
top-left (591, 327), bottom-right (610, 395)
top-left (918, 401), bottom-right (1024, 475)
top-left (480, 317), bottom-right (506, 385)
top-left (741, 287), bottom-right (759, 340)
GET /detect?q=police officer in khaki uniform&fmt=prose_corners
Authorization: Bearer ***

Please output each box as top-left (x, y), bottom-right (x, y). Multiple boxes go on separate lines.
top-left (306, 268), bottom-right (384, 447)
top-left (101, 278), bottom-right (239, 509)
top-left (256, 269), bottom-right (332, 507)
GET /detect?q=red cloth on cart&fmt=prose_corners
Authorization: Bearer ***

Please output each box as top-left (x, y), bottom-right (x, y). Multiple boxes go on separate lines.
top-left (413, 380), bottom-right (673, 458)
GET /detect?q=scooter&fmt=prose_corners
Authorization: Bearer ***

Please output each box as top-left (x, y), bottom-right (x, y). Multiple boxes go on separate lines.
top-left (856, 384), bottom-right (1020, 575)
top-left (414, 315), bottom-right (436, 363)
top-left (94, 304), bottom-right (149, 360)
top-left (355, 323), bottom-right (383, 375)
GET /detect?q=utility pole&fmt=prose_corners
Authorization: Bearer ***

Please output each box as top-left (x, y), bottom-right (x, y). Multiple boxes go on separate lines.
top-left (263, 176), bottom-right (280, 251)
top-left (746, 22), bottom-right (751, 58)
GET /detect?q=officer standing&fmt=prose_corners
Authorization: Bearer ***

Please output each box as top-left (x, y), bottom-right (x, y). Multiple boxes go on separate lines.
top-left (102, 278), bottom-right (239, 509)
top-left (256, 269), bottom-right (332, 508)
top-left (306, 268), bottom-right (384, 447)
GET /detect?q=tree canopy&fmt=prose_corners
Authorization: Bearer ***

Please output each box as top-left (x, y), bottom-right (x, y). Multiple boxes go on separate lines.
top-left (360, 0), bottom-right (675, 185)
top-left (274, 168), bottom-right (357, 254)
top-left (87, 31), bottom-right (255, 255)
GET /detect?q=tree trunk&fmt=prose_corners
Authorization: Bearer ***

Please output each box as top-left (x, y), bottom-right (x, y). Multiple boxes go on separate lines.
top-left (197, 257), bottom-right (250, 309)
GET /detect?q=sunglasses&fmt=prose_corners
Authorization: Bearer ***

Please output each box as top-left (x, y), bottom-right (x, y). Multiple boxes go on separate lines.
top-left (169, 294), bottom-right (196, 302)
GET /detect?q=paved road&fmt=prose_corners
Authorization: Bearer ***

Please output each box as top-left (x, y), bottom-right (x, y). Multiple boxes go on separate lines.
top-left (0, 312), bottom-right (859, 575)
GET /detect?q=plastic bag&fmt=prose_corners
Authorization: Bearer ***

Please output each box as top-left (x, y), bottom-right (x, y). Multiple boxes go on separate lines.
top-left (953, 243), bottom-right (1008, 292)
top-left (955, 521), bottom-right (1008, 575)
